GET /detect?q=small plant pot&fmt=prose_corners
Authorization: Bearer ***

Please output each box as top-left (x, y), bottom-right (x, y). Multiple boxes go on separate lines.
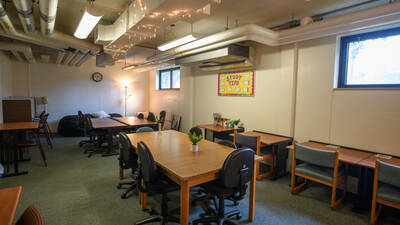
top-left (191, 144), bottom-right (199, 152)
top-left (234, 125), bottom-right (238, 129)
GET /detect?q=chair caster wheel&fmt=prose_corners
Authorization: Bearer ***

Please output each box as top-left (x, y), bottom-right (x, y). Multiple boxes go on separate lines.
top-left (117, 184), bottom-right (122, 189)
top-left (236, 214), bottom-right (242, 220)
top-left (121, 194), bottom-right (127, 199)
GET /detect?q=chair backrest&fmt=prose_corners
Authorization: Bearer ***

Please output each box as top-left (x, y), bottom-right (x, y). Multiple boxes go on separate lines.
top-left (147, 112), bottom-right (156, 122)
top-left (77, 111), bottom-right (84, 129)
top-left (217, 140), bottom-right (237, 149)
top-left (0, 163), bottom-right (3, 179)
top-left (159, 110), bottom-right (166, 128)
top-left (39, 113), bottom-right (49, 126)
top-left (137, 141), bottom-right (158, 184)
top-left (235, 134), bottom-right (258, 150)
top-left (137, 113), bottom-right (144, 119)
top-left (38, 111), bottom-right (45, 119)
top-left (136, 127), bottom-right (154, 133)
top-left (171, 114), bottom-right (181, 131)
top-left (189, 127), bottom-right (203, 137)
top-left (377, 160), bottom-right (400, 188)
top-left (84, 114), bottom-right (93, 130)
top-left (15, 205), bottom-right (44, 225)
top-left (294, 143), bottom-right (337, 168)
top-left (220, 148), bottom-right (254, 196)
top-left (119, 132), bottom-right (138, 169)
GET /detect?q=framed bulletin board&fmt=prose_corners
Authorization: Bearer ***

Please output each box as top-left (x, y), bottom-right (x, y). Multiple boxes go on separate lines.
top-left (218, 70), bottom-right (254, 96)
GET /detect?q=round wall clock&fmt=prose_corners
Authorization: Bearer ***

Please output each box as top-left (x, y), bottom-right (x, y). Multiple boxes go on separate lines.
top-left (91, 72), bottom-right (103, 82)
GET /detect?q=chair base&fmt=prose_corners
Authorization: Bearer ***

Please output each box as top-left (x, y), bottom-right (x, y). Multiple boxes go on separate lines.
top-left (117, 181), bottom-right (137, 199)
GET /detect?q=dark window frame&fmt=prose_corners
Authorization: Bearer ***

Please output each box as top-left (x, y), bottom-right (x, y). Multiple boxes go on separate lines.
top-left (158, 67), bottom-right (180, 90)
top-left (338, 27), bottom-right (400, 88)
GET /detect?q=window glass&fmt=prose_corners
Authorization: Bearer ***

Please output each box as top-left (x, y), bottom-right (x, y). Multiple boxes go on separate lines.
top-left (172, 69), bottom-right (180, 89)
top-left (160, 71), bottom-right (171, 89)
top-left (339, 27), bottom-right (400, 88)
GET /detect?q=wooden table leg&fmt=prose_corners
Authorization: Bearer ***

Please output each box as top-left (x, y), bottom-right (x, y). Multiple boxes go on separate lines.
top-left (180, 181), bottom-right (190, 225)
top-left (140, 180), bottom-right (147, 211)
top-left (119, 168), bottom-right (124, 180)
top-left (249, 161), bottom-right (256, 222)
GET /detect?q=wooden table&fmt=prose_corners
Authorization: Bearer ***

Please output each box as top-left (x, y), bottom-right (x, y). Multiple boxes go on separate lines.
top-left (91, 118), bottom-right (128, 156)
top-left (197, 124), bottom-right (243, 142)
top-left (111, 116), bottom-right (158, 128)
top-left (358, 154), bottom-right (400, 168)
top-left (127, 130), bottom-right (258, 225)
top-left (286, 141), bottom-right (374, 165)
top-left (0, 122), bottom-right (40, 177)
top-left (0, 186), bottom-right (22, 225)
top-left (231, 131), bottom-right (292, 147)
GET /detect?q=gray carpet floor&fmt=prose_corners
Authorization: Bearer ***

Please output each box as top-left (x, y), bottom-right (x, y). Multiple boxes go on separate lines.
top-left (1, 137), bottom-right (399, 225)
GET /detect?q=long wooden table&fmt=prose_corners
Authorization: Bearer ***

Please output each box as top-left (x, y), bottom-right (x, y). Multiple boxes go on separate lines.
top-left (0, 186), bottom-right (22, 225)
top-left (231, 131), bottom-right (292, 147)
top-left (127, 130), bottom-right (258, 225)
top-left (0, 122), bottom-right (40, 177)
top-left (111, 116), bottom-right (158, 128)
top-left (197, 124), bottom-right (243, 142)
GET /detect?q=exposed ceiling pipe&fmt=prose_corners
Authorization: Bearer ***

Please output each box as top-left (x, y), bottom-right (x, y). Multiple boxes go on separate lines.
top-left (63, 50), bottom-right (76, 65)
top-left (0, 42), bottom-right (35, 63)
top-left (12, 0), bottom-right (36, 33)
top-left (0, 2), bottom-right (16, 33)
top-left (75, 50), bottom-right (96, 67)
top-left (10, 50), bottom-right (23, 61)
top-left (123, 1), bottom-right (400, 70)
top-left (69, 50), bottom-right (87, 66)
top-left (39, 0), bottom-right (59, 36)
top-left (55, 50), bottom-right (65, 64)
top-left (0, 29), bottom-right (101, 52)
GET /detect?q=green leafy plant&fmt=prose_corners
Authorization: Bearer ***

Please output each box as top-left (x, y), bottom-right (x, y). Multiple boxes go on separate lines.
top-left (187, 132), bottom-right (203, 145)
top-left (232, 119), bottom-right (241, 126)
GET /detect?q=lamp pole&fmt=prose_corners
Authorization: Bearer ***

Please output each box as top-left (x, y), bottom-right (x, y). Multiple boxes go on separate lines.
top-left (124, 85), bottom-right (127, 117)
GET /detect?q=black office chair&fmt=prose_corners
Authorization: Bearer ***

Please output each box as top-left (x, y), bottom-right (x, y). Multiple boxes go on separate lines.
top-left (193, 148), bottom-right (255, 225)
top-left (136, 127), bottom-right (154, 133)
top-left (190, 127), bottom-right (203, 137)
top-left (78, 111), bottom-right (94, 147)
top-left (135, 141), bottom-right (180, 225)
top-left (147, 112), bottom-right (156, 122)
top-left (83, 114), bottom-right (107, 157)
top-left (137, 113), bottom-right (144, 119)
top-left (117, 132), bottom-right (139, 199)
top-left (159, 110), bottom-right (166, 129)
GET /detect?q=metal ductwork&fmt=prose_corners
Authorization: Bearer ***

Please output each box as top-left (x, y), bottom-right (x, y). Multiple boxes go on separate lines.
top-left (0, 2), bottom-right (16, 33)
top-left (12, 0), bottom-right (35, 33)
top-left (55, 50), bottom-right (65, 64)
top-left (69, 50), bottom-right (87, 66)
top-left (10, 50), bottom-right (23, 61)
top-left (39, 0), bottom-right (59, 36)
top-left (63, 50), bottom-right (76, 65)
top-left (122, 1), bottom-right (400, 71)
top-left (75, 50), bottom-right (96, 67)
top-left (176, 44), bottom-right (254, 71)
top-left (0, 42), bottom-right (35, 63)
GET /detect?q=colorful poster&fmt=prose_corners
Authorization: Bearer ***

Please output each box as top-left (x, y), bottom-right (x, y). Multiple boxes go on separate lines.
top-left (218, 70), bottom-right (254, 96)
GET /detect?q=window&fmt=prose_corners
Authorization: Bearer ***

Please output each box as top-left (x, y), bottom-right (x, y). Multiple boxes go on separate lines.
top-left (338, 27), bottom-right (400, 88)
top-left (157, 68), bottom-right (180, 90)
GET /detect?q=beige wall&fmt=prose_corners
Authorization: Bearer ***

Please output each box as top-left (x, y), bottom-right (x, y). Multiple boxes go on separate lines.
top-left (148, 36), bottom-right (400, 157)
top-left (0, 51), bottom-right (12, 122)
top-left (148, 66), bottom-right (194, 132)
top-left (193, 43), bottom-right (294, 136)
top-left (8, 58), bottom-right (149, 131)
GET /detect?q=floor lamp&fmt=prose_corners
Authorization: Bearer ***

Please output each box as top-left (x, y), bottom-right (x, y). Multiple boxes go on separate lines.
top-left (124, 84), bottom-right (128, 117)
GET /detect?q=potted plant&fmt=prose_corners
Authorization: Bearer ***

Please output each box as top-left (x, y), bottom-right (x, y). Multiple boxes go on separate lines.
top-left (232, 119), bottom-right (241, 128)
top-left (187, 131), bottom-right (203, 152)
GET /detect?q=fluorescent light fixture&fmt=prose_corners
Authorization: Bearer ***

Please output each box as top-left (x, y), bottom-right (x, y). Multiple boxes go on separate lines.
top-left (74, 8), bottom-right (103, 39)
top-left (157, 33), bottom-right (201, 51)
